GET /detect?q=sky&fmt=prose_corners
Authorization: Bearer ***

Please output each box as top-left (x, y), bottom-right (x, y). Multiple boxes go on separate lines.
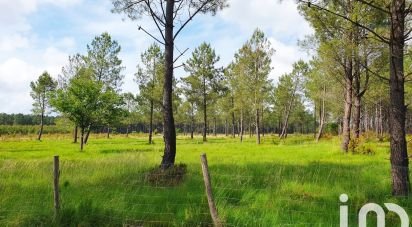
top-left (0, 0), bottom-right (313, 114)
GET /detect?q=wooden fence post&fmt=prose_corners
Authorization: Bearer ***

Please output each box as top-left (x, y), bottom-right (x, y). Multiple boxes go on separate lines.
top-left (53, 155), bottom-right (60, 219)
top-left (200, 153), bottom-right (222, 227)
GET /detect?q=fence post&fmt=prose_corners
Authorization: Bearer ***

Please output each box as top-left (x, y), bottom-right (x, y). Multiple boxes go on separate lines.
top-left (200, 153), bottom-right (222, 227)
top-left (53, 155), bottom-right (60, 219)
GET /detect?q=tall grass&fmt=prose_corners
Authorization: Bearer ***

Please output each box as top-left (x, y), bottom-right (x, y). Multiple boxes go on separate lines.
top-left (0, 134), bottom-right (410, 226)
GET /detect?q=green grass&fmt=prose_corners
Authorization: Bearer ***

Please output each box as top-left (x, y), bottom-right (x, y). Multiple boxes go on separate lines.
top-left (0, 134), bottom-right (410, 226)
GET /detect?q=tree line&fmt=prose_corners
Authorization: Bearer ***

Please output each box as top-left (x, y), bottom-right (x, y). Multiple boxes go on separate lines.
top-left (0, 113), bottom-right (57, 126)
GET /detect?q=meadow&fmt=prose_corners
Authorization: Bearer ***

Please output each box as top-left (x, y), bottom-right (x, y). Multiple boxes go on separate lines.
top-left (0, 133), bottom-right (410, 226)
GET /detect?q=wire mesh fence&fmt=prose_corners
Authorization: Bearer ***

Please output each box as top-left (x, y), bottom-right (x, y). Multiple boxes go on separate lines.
top-left (0, 155), bottom-right (411, 226)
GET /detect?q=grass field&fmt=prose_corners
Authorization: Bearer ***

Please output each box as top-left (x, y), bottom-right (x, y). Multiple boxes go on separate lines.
top-left (0, 133), bottom-right (411, 226)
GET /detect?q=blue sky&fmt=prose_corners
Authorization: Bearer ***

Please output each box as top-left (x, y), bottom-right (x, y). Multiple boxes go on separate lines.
top-left (0, 0), bottom-right (313, 114)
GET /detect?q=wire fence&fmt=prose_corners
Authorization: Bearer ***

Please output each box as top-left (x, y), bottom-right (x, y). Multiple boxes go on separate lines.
top-left (0, 156), bottom-right (411, 226)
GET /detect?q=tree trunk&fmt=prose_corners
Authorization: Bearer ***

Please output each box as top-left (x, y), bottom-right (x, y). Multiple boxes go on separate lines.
top-left (379, 99), bottom-right (383, 137)
top-left (84, 125), bottom-right (91, 144)
top-left (316, 86), bottom-right (326, 142)
top-left (213, 117), bottom-right (217, 136)
top-left (231, 97), bottom-right (236, 138)
top-left (160, 0), bottom-right (176, 169)
top-left (38, 111), bottom-right (44, 141)
top-left (240, 110), bottom-right (244, 142)
top-left (256, 108), bottom-right (260, 144)
top-left (248, 117), bottom-right (252, 138)
top-left (190, 119), bottom-right (194, 139)
top-left (341, 57), bottom-right (353, 152)
top-left (280, 105), bottom-right (292, 139)
top-left (80, 127), bottom-right (85, 151)
top-left (261, 108), bottom-right (265, 137)
top-left (73, 125), bottom-right (78, 143)
top-left (314, 101), bottom-right (317, 138)
top-left (202, 78), bottom-right (207, 142)
top-left (126, 124), bottom-right (130, 137)
top-left (225, 118), bottom-right (228, 137)
top-left (353, 61), bottom-right (361, 139)
top-left (389, 0), bottom-right (410, 196)
top-left (106, 125), bottom-right (110, 139)
top-left (149, 99), bottom-right (154, 144)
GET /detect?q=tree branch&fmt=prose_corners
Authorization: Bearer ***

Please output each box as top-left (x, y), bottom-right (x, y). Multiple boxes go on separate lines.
top-left (298, 0), bottom-right (390, 44)
top-left (138, 25), bottom-right (165, 45)
top-left (354, 0), bottom-right (390, 14)
top-left (144, 0), bottom-right (166, 41)
top-left (173, 47), bottom-right (189, 63)
top-left (173, 0), bottom-right (210, 40)
top-left (358, 60), bottom-right (390, 82)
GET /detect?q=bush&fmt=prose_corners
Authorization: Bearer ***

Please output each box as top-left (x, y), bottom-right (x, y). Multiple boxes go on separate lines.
top-left (325, 123), bottom-right (339, 135)
top-left (348, 137), bottom-right (376, 155)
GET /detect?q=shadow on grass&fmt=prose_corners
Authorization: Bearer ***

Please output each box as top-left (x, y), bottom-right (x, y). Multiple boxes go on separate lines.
top-left (100, 148), bottom-right (155, 154)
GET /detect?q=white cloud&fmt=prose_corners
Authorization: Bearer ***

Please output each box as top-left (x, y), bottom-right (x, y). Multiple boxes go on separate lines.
top-left (0, 34), bottom-right (29, 51)
top-left (219, 0), bottom-right (312, 40)
top-left (0, 0), bottom-right (314, 113)
top-left (0, 46), bottom-right (68, 113)
top-left (269, 37), bottom-right (310, 83)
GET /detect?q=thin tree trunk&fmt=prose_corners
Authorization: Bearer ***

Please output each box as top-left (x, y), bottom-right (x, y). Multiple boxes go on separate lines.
top-left (280, 104), bottom-right (292, 139)
top-left (160, 0), bottom-right (176, 169)
top-left (341, 58), bottom-right (353, 152)
top-left (73, 125), bottom-right (78, 143)
top-left (84, 125), bottom-right (91, 144)
top-left (248, 116), bottom-right (252, 138)
top-left (190, 118), bottom-right (194, 139)
top-left (256, 108), bottom-right (260, 144)
top-left (231, 97), bottom-right (236, 138)
top-left (261, 108), bottom-right (265, 137)
top-left (225, 118), bottom-right (228, 137)
top-left (353, 61), bottom-right (361, 139)
top-left (126, 124), bottom-right (130, 137)
top-left (389, 0), bottom-right (410, 195)
top-left (314, 101), bottom-right (317, 138)
top-left (213, 117), bottom-right (217, 136)
top-left (80, 127), bottom-right (85, 151)
top-left (316, 86), bottom-right (326, 142)
top-left (203, 77), bottom-right (207, 142)
top-left (107, 125), bottom-right (110, 139)
top-left (240, 110), bottom-right (244, 142)
top-left (379, 99), bottom-right (383, 137)
top-left (149, 99), bottom-right (154, 144)
top-left (38, 111), bottom-right (44, 140)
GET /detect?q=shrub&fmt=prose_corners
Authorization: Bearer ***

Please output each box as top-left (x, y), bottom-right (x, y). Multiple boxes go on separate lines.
top-left (349, 137), bottom-right (376, 155)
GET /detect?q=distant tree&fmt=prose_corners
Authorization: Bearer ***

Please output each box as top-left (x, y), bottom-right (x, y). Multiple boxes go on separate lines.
top-left (304, 58), bottom-right (328, 141)
top-left (122, 92), bottom-right (139, 137)
top-left (275, 61), bottom-right (308, 139)
top-left (51, 68), bottom-right (102, 150)
top-left (222, 64), bottom-right (238, 138)
top-left (182, 43), bottom-right (221, 142)
top-left (86, 32), bottom-right (124, 91)
top-left (112, 0), bottom-right (228, 169)
top-left (59, 54), bottom-right (86, 143)
top-left (232, 29), bottom-right (274, 144)
top-left (99, 89), bottom-right (126, 139)
top-left (179, 100), bottom-right (197, 139)
top-left (135, 43), bottom-right (164, 144)
top-left (84, 32), bottom-right (125, 142)
top-left (30, 71), bottom-right (57, 140)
